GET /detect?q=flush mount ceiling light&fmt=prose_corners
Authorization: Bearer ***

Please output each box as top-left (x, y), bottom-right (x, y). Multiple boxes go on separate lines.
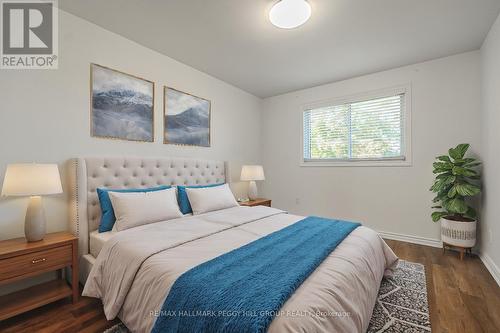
top-left (269, 0), bottom-right (311, 29)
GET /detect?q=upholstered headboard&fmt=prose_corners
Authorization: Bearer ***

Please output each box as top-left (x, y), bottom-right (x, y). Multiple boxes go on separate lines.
top-left (68, 157), bottom-right (229, 258)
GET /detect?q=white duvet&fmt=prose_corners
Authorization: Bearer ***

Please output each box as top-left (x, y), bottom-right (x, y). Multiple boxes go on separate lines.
top-left (83, 206), bottom-right (398, 333)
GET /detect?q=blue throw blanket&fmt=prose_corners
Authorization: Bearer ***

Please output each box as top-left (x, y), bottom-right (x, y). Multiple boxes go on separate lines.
top-left (151, 216), bottom-right (360, 333)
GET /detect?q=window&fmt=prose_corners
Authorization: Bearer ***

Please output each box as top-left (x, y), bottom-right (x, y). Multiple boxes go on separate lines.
top-left (302, 87), bottom-right (410, 166)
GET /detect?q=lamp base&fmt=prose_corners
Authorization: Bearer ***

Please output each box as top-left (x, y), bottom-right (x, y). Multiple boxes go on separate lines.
top-left (25, 196), bottom-right (46, 242)
top-left (248, 181), bottom-right (258, 201)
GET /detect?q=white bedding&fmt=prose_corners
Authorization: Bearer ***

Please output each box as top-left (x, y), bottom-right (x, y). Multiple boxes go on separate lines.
top-left (89, 230), bottom-right (115, 258)
top-left (84, 206), bottom-right (398, 333)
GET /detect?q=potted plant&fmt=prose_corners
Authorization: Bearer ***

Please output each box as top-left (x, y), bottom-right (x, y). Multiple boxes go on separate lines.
top-left (430, 143), bottom-right (481, 249)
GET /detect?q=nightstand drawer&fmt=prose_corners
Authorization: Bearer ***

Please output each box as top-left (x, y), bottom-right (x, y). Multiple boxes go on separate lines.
top-left (0, 245), bottom-right (72, 281)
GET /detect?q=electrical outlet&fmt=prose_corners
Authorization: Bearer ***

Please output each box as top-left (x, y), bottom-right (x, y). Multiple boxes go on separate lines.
top-left (488, 228), bottom-right (493, 243)
top-left (295, 198), bottom-right (301, 205)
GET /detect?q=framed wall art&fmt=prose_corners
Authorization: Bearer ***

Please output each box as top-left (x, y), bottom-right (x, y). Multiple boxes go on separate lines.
top-left (91, 64), bottom-right (154, 142)
top-left (164, 87), bottom-right (211, 147)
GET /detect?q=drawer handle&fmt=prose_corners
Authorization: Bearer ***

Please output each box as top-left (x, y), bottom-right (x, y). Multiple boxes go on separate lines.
top-left (32, 258), bottom-right (47, 264)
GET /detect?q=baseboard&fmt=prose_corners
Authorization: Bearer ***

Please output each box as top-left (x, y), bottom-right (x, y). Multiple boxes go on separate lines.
top-left (378, 230), bottom-right (442, 248)
top-left (479, 253), bottom-right (500, 287)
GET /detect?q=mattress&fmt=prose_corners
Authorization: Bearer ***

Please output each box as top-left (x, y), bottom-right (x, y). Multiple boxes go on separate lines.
top-left (89, 230), bottom-right (114, 258)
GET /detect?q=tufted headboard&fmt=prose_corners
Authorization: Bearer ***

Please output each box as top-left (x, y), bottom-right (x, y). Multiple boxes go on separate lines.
top-left (68, 157), bottom-right (229, 258)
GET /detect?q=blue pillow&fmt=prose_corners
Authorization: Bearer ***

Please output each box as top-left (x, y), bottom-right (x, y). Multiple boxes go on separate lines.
top-left (177, 183), bottom-right (224, 214)
top-left (97, 185), bottom-right (171, 233)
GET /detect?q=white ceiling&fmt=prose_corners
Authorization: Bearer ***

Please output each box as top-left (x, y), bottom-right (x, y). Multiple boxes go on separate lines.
top-left (59, 0), bottom-right (500, 98)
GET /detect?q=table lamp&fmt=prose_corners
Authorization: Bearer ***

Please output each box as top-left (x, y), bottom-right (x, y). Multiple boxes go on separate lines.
top-left (240, 165), bottom-right (265, 200)
top-left (1, 164), bottom-right (62, 242)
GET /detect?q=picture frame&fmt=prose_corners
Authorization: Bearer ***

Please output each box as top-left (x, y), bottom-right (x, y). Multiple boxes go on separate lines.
top-left (163, 86), bottom-right (211, 147)
top-left (90, 64), bottom-right (155, 142)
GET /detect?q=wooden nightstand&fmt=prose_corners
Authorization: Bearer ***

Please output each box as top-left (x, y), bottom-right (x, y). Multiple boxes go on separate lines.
top-left (240, 198), bottom-right (272, 207)
top-left (0, 232), bottom-right (78, 321)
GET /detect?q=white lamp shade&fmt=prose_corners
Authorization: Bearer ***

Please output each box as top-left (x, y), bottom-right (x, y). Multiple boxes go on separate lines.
top-left (241, 165), bottom-right (265, 181)
top-left (269, 0), bottom-right (311, 29)
top-left (2, 164), bottom-right (63, 196)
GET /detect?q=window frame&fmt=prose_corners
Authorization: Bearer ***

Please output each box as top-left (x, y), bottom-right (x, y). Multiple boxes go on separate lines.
top-left (300, 85), bottom-right (412, 167)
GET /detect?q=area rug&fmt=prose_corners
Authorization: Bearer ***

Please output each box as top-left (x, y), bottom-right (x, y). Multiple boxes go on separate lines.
top-left (367, 260), bottom-right (431, 332)
top-left (104, 260), bottom-right (430, 333)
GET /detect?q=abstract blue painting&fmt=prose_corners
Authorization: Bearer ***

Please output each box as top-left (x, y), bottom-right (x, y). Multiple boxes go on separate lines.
top-left (164, 87), bottom-right (211, 147)
top-left (91, 64), bottom-right (154, 142)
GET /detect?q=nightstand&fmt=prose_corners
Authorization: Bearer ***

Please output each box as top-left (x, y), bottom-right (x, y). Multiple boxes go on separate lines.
top-left (240, 198), bottom-right (272, 207)
top-left (0, 232), bottom-right (78, 321)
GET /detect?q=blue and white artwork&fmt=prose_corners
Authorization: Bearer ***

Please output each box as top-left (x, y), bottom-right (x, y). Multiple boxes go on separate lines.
top-left (164, 87), bottom-right (211, 147)
top-left (91, 64), bottom-right (154, 142)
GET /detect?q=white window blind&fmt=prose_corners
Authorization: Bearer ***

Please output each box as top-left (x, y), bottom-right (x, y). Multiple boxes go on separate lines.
top-left (303, 93), bottom-right (405, 162)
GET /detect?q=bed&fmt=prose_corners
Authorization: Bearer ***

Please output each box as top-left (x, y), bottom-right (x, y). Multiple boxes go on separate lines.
top-left (69, 157), bottom-right (398, 333)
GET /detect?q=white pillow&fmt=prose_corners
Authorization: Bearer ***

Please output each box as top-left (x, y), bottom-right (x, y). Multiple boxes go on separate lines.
top-left (186, 183), bottom-right (238, 215)
top-left (109, 188), bottom-right (183, 231)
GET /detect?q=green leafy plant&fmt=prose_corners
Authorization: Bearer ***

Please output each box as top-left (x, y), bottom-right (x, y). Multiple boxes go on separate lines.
top-left (430, 144), bottom-right (481, 222)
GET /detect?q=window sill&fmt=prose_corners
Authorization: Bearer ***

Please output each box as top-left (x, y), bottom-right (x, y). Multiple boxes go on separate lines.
top-left (300, 159), bottom-right (412, 167)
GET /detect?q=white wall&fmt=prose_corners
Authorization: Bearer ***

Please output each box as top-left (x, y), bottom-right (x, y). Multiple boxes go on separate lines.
top-left (0, 9), bottom-right (262, 242)
top-left (480, 13), bottom-right (500, 283)
top-left (261, 52), bottom-right (481, 243)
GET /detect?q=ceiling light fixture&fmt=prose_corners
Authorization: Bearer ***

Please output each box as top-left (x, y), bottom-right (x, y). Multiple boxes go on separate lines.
top-left (269, 0), bottom-right (311, 29)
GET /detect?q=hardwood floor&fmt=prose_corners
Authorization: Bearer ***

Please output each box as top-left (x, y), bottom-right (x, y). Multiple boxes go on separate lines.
top-left (0, 240), bottom-right (498, 333)
top-left (384, 240), bottom-right (500, 333)
top-left (0, 294), bottom-right (118, 333)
